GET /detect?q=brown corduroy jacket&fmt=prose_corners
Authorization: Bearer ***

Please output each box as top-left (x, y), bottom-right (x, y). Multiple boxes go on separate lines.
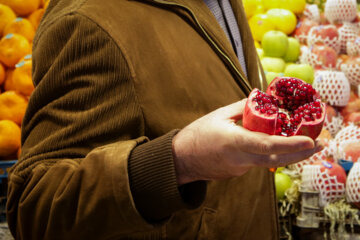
top-left (7, 0), bottom-right (279, 239)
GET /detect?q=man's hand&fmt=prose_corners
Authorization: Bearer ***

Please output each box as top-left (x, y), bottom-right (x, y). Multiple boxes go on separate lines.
top-left (172, 99), bottom-right (324, 185)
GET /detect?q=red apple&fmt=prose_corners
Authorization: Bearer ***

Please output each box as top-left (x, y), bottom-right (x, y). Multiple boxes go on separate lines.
top-left (308, 25), bottom-right (340, 53)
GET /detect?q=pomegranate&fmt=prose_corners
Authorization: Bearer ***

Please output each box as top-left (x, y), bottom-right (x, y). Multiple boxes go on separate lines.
top-left (243, 77), bottom-right (326, 140)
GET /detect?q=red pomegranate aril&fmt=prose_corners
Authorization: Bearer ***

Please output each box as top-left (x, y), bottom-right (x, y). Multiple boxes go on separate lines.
top-left (243, 77), bottom-right (326, 140)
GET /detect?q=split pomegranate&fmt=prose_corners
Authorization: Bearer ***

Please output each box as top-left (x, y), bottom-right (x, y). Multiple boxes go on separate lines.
top-left (243, 77), bottom-right (326, 140)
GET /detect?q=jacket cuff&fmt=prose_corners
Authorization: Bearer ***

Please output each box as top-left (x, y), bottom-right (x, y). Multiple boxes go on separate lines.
top-left (128, 130), bottom-right (206, 222)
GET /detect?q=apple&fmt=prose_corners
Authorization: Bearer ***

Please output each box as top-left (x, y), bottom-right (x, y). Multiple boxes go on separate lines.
top-left (344, 112), bottom-right (360, 125)
top-left (309, 44), bottom-right (337, 70)
top-left (265, 71), bottom-right (283, 85)
top-left (284, 63), bottom-right (314, 84)
top-left (262, 30), bottom-right (289, 58)
top-left (343, 141), bottom-right (360, 162)
top-left (293, 19), bottom-right (318, 44)
top-left (261, 57), bottom-right (286, 73)
top-left (284, 37), bottom-right (300, 62)
top-left (275, 172), bottom-right (293, 200)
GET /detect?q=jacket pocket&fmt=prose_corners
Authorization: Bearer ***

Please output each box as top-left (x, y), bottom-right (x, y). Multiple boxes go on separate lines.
top-left (196, 207), bottom-right (217, 240)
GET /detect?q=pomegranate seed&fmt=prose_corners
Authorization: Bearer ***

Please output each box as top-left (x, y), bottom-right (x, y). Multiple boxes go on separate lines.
top-left (316, 112), bottom-right (322, 118)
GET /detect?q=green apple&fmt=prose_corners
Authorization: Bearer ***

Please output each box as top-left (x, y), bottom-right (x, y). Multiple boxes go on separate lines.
top-left (283, 37), bottom-right (300, 62)
top-left (284, 63), bottom-right (315, 84)
top-left (256, 48), bottom-right (264, 59)
top-left (261, 30), bottom-right (289, 58)
top-left (265, 71), bottom-right (283, 85)
top-left (261, 57), bottom-right (286, 73)
top-left (275, 172), bottom-right (293, 200)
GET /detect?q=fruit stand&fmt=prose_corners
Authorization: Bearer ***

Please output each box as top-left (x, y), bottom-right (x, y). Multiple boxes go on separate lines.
top-left (0, 0), bottom-right (360, 239)
top-left (245, 0), bottom-right (360, 239)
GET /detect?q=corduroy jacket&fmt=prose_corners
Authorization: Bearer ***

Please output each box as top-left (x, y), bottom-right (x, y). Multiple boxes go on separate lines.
top-left (7, 0), bottom-right (279, 239)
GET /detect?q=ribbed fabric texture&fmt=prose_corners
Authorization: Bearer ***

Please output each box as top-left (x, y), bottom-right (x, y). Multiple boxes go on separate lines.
top-left (129, 130), bottom-right (206, 221)
top-left (203, 0), bottom-right (248, 77)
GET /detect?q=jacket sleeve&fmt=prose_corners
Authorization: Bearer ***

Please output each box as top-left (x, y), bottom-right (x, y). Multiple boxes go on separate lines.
top-left (6, 13), bottom-right (205, 240)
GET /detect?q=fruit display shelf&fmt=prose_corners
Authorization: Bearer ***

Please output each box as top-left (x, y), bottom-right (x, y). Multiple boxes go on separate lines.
top-left (0, 160), bottom-right (16, 223)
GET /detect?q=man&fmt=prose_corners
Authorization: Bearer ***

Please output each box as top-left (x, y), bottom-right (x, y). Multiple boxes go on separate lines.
top-left (7, 0), bottom-right (322, 239)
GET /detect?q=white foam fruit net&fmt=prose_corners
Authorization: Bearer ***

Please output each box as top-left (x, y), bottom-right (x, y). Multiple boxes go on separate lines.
top-left (338, 139), bottom-right (360, 162)
top-left (302, 164), bottom-right (345, 206)
top-left (307, 46), bottom-right (337, 70)
top-left (289, 145), bottom-right (333, 174)
top-left (324, 114), bottom-right (344, 136)
top-left (333, 124), bottom-right (360, 160)
top-left (307, 25), bottom-right (340, 53)
top-left (346, 162), bottom-right (360, 203)
top-left (346, 36), bottom-right (360, 56)
top-left (324, 0), bottom-right (358, 23)
top-left (299, 45), bottom-right (311, 64)
top-left (313, 70), bottom-right (351, 106)
top-left (338, 22), bottom-right (360, 53)
top-left (340, 58), bottom-right (360, 86)
top-left (304, 4), bottom-right (321, 23)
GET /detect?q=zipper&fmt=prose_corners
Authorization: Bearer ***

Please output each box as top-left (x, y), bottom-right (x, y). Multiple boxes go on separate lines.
top-left (150, 0), bottom-right (253, 95)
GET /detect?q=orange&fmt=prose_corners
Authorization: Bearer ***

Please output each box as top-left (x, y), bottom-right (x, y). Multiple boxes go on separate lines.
top-left (43, 0), bottom-right (50, 9)
top-left (13, 58), bottom-right (34, 96)
top-left (28, 8), bottom-right (45, 31)
top-left (3, 68), bottom-right (15, 91)
top-left (3, 17), bottom-right (36, 42)
top-left (0, 33), bottom-right (31, 67)
top-left (0, 0), bottom-right (41, 16)
top-left (0, 91), bottom-right (28, 125)
top-left (0, 4), bottom-right (16, 37)
top-left (0, 62), bottom-right (5, 85)
top-left (0, 119), bottom-right (21, 157)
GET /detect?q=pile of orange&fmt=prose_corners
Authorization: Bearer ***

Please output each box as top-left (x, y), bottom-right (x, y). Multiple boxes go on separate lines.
top-left (0, 0), bottom-right (48, 160)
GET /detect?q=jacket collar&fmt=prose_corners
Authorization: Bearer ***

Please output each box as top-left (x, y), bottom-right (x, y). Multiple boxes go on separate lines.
top-left (135, 0), bottom-right (265, 91)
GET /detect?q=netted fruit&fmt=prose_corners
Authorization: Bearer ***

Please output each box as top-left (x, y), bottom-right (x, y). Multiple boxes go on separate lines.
top-left (308, 44), bottom-right (337, 70)
top-left (243, 77), bottom-right (326, 140)
top-left (340, 57), bottom-right (360, 86)
top-left (346, 162), bottom-right (360, 208)
top-left (346, 36), bottom-right (360, 56)
top-left (343, 112), bottom-right (360, 125)
top-left (307, 25), bottom-right (340, 53)
top-left (323, 105), bottom-right (344, 136)
top-left (294, 19), bottom-right (318, 44)
top-left (338, 22), bottom-right (360, 53)
top-left (313, 70), bottom-right (350, 107)
top-left (324, 0), bottom-right (357, 23)
top-left (333, 123), bottom-right (360, 160)
top-left (303, 4), bottom-right (321, 23)
top-left (302, 161), bottom-right (346, 206)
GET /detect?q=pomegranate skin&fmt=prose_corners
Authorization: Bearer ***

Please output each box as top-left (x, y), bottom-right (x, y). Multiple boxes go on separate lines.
top-left (244, 77), bottom-right (326, 140)
top-left (294, 103), bottom-right (326, 140)
top-left (243, 89), bottom-right (277, 135)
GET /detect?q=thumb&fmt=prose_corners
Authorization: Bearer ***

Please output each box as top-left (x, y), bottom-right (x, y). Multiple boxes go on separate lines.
top-left (217, 99), bottom-right (247, 121)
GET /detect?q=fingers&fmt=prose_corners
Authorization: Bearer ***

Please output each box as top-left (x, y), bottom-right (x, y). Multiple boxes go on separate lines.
top-left (235, 128), bottom-right (316, 155)
top-left (238, 141), bottom-right (324, 168)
